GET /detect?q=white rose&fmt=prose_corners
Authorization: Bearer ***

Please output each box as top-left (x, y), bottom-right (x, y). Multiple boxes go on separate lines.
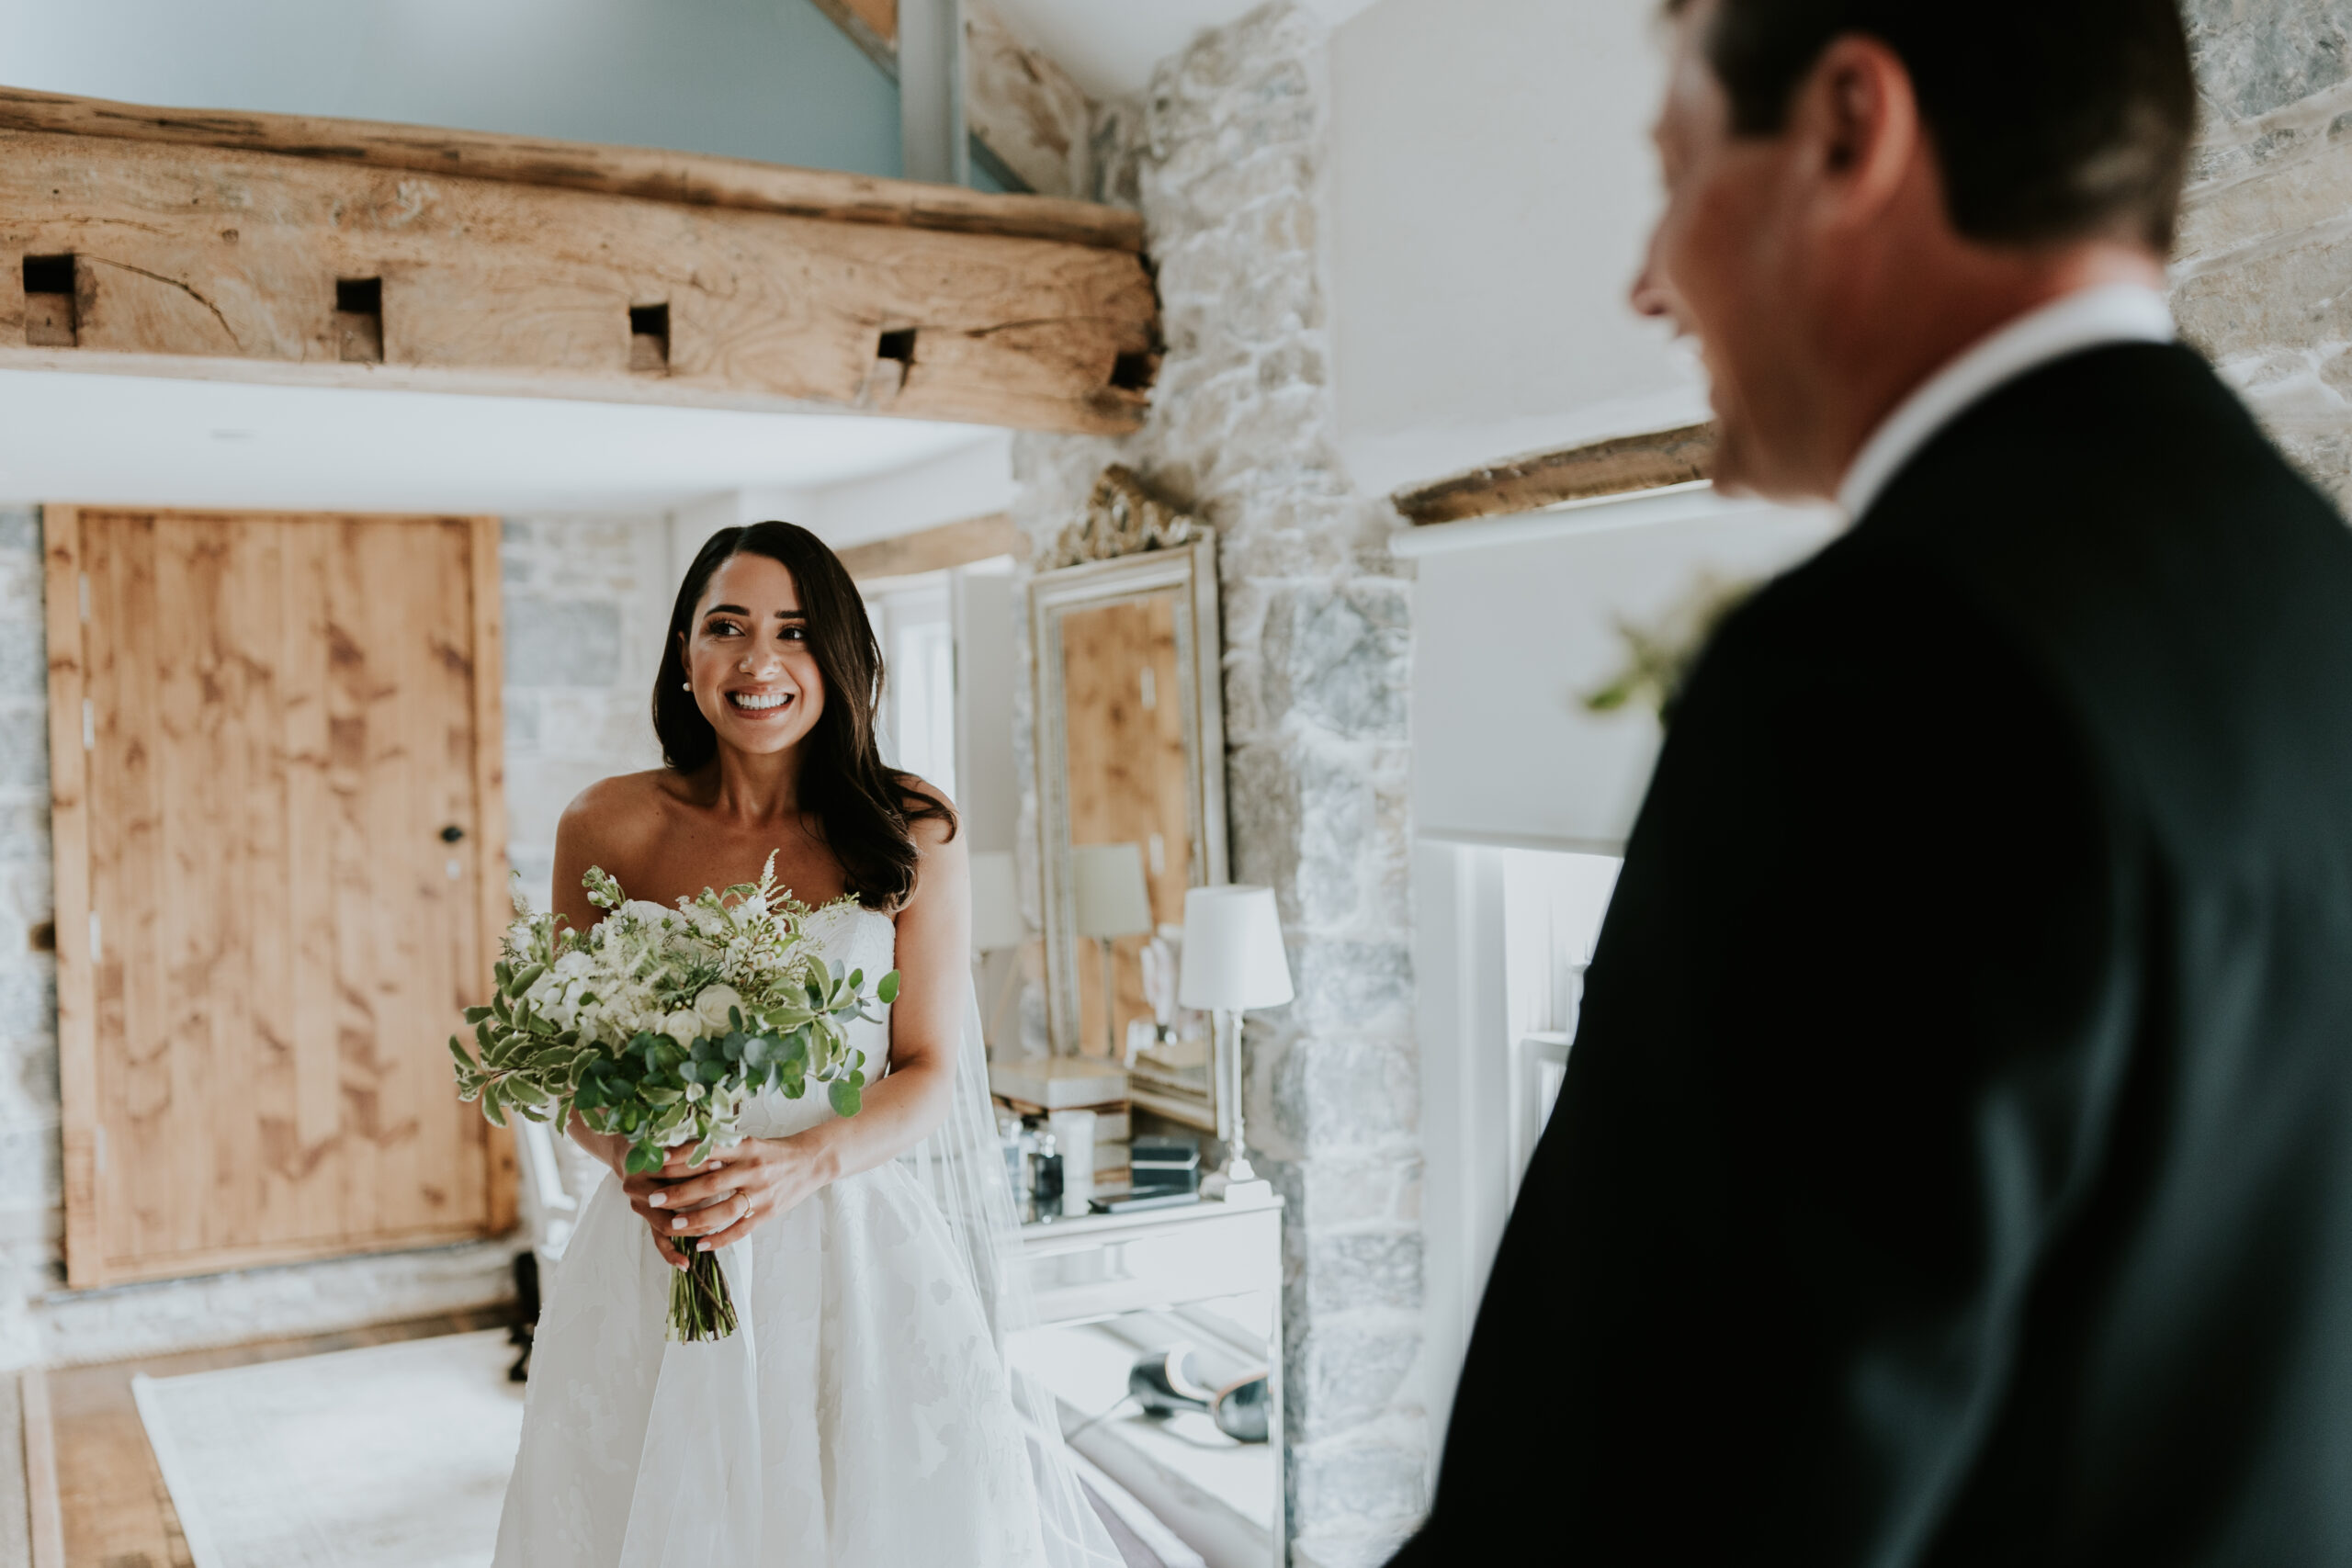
top-left (623, 899), bottom-right (673, 927)
top-left (662, 1010), bottom-right (704, 1048)
top-left (695, 985), bottom-right (746, 1032)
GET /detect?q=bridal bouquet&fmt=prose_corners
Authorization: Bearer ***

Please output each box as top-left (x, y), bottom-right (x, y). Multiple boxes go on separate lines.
top-left (451, 854), bottom-right (897, 1342)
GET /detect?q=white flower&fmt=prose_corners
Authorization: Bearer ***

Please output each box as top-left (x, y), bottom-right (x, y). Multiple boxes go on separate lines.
top-left (623, 899), bottom-right (673, 927)
top-left (552, 950), bottom-right (594, 980)
top-left (695, 985), bottom-right (746, 1032)
top-left (662, 1010), bottom-right (704, 1048)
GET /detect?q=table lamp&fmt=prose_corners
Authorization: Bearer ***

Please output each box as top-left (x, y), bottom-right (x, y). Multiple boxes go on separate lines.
top-left (1072, 842), bottom-right (1153, 1060)
top-left (968, 850), bottom-right (1023, 958)
top-left (1178, 885), bottom-right (1291, 1204)
top-left (967, 850), bottom-right (1023, 1048)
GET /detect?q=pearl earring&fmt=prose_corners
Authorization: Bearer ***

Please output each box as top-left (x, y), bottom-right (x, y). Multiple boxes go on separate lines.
top-left (681, 681), bottom-right (691, 692)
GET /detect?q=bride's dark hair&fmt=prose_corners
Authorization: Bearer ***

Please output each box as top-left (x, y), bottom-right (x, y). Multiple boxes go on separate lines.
top-left (652, 521), bottom-right (955, 910)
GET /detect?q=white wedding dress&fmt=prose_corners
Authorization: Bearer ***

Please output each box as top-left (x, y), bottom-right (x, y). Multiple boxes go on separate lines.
top-left (494, 902), bottom-right (1117, 1567)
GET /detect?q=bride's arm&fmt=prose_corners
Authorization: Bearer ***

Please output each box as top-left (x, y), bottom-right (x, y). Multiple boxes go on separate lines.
top-left (648, 808), bottom-right (971, 1254)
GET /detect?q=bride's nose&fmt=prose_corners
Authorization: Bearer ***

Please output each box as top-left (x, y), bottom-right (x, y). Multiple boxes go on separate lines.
top-left (737, 647), bottom-right (781, 678)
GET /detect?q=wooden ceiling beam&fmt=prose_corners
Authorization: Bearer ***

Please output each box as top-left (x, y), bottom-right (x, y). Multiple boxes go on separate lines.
top-left (0, 85), bottom-right (1138, 251)
top-left (1393, 423), bottom-right (1719, 525)
top-left (0, 94), bottom-right (1159, 434)
top-left (838, 513), bottom-right (1025, 580)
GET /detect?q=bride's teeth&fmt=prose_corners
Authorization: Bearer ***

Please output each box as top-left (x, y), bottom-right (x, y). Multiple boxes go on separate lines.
top-left (730, 691), bottom-right (789, 711)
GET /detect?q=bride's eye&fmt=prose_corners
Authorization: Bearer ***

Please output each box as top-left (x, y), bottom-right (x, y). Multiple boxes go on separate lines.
top-left (707, 619), bottom-right (743, 638)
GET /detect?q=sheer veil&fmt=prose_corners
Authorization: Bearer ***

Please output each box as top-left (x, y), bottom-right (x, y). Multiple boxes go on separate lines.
top-left (901, 984), bottom-right (1125, 1567)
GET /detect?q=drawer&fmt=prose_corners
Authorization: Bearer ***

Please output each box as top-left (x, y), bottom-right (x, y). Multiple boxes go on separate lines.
top-left (1023, 1207), bottom-right (1279, 1323)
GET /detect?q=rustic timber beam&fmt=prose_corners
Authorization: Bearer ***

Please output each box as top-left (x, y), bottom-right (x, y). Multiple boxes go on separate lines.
top-left (0, 92), bottom-right (1159, 435)
top-left (1393, 423), bottom-right (1719, 525)
top-left (0, 85), bottom-right (1138, 251)
top-left (810, 0), bottom-right (1098, 201)
top-left (838, 513), bottom-right (1025, 580)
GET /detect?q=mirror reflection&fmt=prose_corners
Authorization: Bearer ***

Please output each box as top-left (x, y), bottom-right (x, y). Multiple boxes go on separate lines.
top-left (1030, 536), bottom-right (1228, 1135)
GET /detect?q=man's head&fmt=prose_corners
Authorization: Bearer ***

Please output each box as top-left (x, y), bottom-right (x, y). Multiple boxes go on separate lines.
top-left (1634, 0), bottom-right (2196, 500)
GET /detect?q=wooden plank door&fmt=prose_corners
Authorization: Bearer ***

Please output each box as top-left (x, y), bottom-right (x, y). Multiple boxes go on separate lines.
top-left (43, 506), bottom-right (514, 1288)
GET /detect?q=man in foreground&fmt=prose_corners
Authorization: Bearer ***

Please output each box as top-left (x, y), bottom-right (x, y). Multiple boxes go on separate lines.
top-left (1394, 2), bottom-right (2352, 1562)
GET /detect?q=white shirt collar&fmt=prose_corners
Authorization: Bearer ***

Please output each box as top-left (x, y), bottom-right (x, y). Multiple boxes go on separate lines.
top-left (1837, 283), bottom-right (2176, 520)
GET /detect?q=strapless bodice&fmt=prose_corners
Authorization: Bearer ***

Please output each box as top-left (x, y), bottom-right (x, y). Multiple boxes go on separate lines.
top-left (734, 901), bottom-right (897, 1140)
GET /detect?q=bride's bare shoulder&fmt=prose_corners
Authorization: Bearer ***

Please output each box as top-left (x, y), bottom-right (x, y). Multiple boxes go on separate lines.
top-left (558, 769), bottom-right (690, 862)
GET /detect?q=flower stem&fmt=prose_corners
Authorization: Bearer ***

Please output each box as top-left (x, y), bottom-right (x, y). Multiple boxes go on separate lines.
top-left (665, 1247), bottom-right (739, 1341)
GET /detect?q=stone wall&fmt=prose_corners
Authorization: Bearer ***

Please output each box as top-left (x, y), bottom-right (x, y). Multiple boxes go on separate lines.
top-left (499, 514), bottom-right (674, 913)
top-left (0, 506), bottom-right (670, 1368)
top-left (1014, 7), bottom-right (1427, 1562)
top-left (2175, 0), bottom-right (2352, 503)
top-left (0, 509), bottom-right (56, 1369)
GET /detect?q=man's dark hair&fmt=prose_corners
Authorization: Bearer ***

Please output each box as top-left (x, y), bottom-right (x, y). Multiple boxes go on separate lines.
top-left (1669, 0), bottom-right (2197, 252)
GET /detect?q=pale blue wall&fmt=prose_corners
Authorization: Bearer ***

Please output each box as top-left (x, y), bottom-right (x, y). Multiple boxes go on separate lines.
top-left (0, 0), bottom-right (905, 177)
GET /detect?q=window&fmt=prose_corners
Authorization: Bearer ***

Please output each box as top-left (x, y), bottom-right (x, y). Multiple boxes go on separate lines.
top-left (869, 582), bottom-right (957, 802)
top-left (1500, 848), bottom-right (1621, 1181)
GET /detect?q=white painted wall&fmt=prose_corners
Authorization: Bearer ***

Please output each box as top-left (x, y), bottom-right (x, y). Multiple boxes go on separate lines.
top-left (1400, 491), bottom-right (1840, 849)
top-left (0, 0), bottom-right (902, 177)
top-left (1328, 0), bottom-right (1706, 497)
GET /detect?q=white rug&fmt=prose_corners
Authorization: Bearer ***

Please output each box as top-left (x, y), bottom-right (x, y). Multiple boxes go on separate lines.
top-left (134, 1328), bottom-right (525, 1568)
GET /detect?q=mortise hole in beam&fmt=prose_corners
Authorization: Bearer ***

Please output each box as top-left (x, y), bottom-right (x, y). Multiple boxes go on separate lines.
top-left (22, 254), bottom-right (76, 348)
top-left (877, 328), bottom-right (917, 366)
top-left (1110, 350), bottom-right (1158, 393)
top-left (628, 302), bottom-right (670, 373)
top-left (334, 276), bottom-right (383, 364)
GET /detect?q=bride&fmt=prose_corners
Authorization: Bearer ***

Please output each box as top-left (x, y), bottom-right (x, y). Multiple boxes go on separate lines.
top-left (494, 522), bottom-right (1118, 1566)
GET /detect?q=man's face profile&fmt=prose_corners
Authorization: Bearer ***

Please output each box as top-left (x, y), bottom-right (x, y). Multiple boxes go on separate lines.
top-left (1633, 0), bottom-right (1809, 498)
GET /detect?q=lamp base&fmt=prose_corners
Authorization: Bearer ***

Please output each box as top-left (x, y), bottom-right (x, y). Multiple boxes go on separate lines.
top-left (1203, 1156), bottom-right (1273, 1206)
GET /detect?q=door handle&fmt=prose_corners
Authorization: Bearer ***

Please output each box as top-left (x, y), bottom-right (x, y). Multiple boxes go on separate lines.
top-left (440, 824), bottom-right (467, 843)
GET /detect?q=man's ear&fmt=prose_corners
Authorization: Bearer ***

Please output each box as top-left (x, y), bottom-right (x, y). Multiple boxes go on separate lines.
top-left (1790, 34), bottom-right (1921, 227)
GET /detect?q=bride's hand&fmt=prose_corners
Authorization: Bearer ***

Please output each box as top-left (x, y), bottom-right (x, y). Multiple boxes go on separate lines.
top-left (637, 1138), bottom-right (829, 1255)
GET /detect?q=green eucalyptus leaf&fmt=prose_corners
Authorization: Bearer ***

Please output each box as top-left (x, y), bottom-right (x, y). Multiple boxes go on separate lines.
top-left (828, 1078), bottom-right (862, 1118)
top-left (876, 971), bottom-right (900, 1005)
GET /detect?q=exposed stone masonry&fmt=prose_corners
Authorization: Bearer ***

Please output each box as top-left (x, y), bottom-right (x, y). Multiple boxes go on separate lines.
top-left (499, 515), bottom-right (673, 914)
top-left (1012, 7), bottom-right (1426, 1562)
top-left (2177, 0), bottom-right (2352, 505)
top-left (0, 508), bottom-right (56, 1368)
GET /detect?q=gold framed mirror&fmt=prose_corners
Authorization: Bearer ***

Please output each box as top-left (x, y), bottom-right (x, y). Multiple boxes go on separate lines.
top-left (1030, 481), bottom-right (1227, 1131)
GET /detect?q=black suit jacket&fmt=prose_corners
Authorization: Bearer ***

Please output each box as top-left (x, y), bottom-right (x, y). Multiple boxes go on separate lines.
top-left (1392, 344), bottom-right (2352, 1565)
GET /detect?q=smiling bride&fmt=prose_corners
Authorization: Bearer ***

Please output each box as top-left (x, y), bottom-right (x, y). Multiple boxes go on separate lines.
top-left (492, 521), bottom-right (1119, 1567)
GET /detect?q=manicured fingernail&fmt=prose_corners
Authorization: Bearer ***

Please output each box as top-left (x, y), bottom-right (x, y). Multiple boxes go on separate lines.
top-left (671, 1217), bottom-right (685, 1230)
top-left (698, 1242), bottom-right (712, 1252)
top-left (649, 1195), bottom-right (665, 1207)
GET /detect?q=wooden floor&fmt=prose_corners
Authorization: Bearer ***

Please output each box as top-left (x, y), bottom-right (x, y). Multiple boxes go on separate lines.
top-left (46, 1307), bottom-right (512, 1568)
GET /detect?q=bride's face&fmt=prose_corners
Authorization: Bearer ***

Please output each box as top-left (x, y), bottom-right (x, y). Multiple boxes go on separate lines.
top-left (681, 552), bottom-right (826, 759)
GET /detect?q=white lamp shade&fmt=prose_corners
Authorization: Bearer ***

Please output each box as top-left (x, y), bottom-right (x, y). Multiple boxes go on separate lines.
top-left (1178, 885), bottom-right (1294, 1011)
top-left (968, 850), bottom-right (1023, 954)
top-left (1072, 842), bottom-right (1154, 939)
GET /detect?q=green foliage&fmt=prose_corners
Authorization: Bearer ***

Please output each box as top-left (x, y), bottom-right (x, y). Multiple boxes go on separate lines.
top-left (1583, 571), bottom-right (1758, 722)
top-left (449, 852), bottom-right (899, 1222)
